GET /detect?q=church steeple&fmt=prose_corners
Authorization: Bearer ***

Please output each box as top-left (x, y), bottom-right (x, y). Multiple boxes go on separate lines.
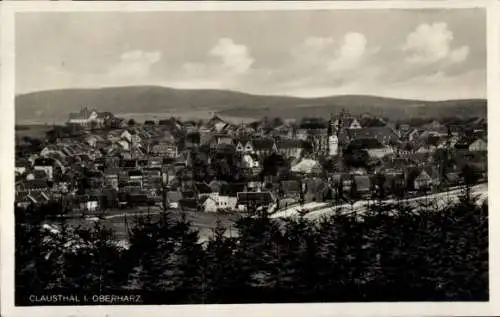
top-left (327, 113), bottom-right (334, 136)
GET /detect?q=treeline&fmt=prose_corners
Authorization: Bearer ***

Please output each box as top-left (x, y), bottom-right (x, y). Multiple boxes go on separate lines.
top-left (15, 191), bottom-right (488, 305)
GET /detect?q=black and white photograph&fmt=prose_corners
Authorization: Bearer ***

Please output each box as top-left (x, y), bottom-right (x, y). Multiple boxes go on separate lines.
top-left (0, 1), bottom-right (496, 316)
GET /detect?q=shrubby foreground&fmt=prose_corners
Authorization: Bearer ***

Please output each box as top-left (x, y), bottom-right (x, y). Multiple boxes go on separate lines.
top-left (15, 190), bottom-right (488, 305)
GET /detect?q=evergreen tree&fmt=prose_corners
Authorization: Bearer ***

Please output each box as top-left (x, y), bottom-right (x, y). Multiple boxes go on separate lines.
top-left (203, 219), bottom-right (238, 303)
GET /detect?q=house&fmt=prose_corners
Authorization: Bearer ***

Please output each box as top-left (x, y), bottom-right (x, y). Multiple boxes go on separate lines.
top-left (359, 116), bottom-right (386, 128)
top-left (104, 172), bottom-right (119, 189)
top-left (117, 139), bottom-right (130, 151)
top-left (33, 157), bottom-right (58, 180)
top-left (151, 143), bottom-right (178, 158)
top-left (346, 127), bottom-right (400, 146)
top-left (40, 145), bottom-right (67, 159)
top-left (347, 138), bottom-right (394, 159)
top-left (78, 194), bottom-right (100, 212)
top-left (276, 138), bottom-right (305, 158)
top-left (15, 158), bottom-right (30, 175)
top-left (186, 131), bottom-right (202, 149)
top-left (166, 190), bottom-right (183, 209)
top-left (120, 130), bottom-right (133, 143)
top-left (235, 138), bottom-right (276, 156)
top-left (236, 191), bottom-right (275, 212)
top-left (147, 157), bottom-right (163, 169)
top-left (251, 139), bottom-right (277, 157)
top-left (128, 170), bottom-right (144, 184)
top-left (353, 175), bottom-right (371, 195)
top-left (16, 191), bottom-right (51, 208)
top-left (67, 107), bottom-right (113, 129)
top-left (122, 159), bottom-right (138, 170)
top-left (210, 134), bottom-right (235, 147)
top-left (280, 180), bottom-right (301, 197)
top-left (85, 135), bottom-right (103, 148)
top-left (437, 136), bottom-right (459, 149)
top-left (273, 123), bottom-right (295, 138)
top-left (296, 125), bottom-right (329, 155)
top-left (412, 167), bottom-right (440, 191)
top-left (291, 158), bottom-right (323, 175)
top-left (443, 172), bottom-right (461, 187)
top-left (403, 128), bottom-right (421, 142)
top-left (468, 138), bottom-right (487, 152)
top-left (413, 170), bottom-right (433, 191)
top-left (235, 138), bottom-right (252, 153)
top-left (206, 114), bottom-right (228, 130)
top-left (201, 192), bottom-right (238, 212)
top-left (333, 117), bottom-right (362, 129)
top-left (415, 144), bottom-right (437, 154)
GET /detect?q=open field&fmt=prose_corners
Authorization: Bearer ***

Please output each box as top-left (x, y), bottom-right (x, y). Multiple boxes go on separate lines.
top-left (15, 124), bottom-right (53, 140)
top-left (44, 207), bottom-right (240, 246)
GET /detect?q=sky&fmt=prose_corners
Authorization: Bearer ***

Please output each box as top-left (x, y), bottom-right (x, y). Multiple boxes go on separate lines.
top-left (15, 9), bottom-right (486, 100)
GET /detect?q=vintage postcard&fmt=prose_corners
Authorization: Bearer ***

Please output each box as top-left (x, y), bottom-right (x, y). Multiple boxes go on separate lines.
top-left (1, 1), bottom-right (498, 317)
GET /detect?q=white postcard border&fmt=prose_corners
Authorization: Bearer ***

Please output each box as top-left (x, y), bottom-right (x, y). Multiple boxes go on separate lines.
top-left (1, 1), bottom-right (498, 317)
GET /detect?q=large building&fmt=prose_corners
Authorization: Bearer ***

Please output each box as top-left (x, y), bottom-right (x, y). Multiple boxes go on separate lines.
top-left (67, 107), bottom-right (114, 129)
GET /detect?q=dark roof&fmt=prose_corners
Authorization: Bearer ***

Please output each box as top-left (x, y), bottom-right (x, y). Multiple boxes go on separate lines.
top-left (122, 160), bottom-right (137, 168)
top-left (276, 139), bottom-right (304, 149)
top-left (88, 170), bottom-right (104, 178)
top-left (348, 138), bottom-right (384, 150)
top-left (281, 180), bottom-right (301, 193)
top-left (128, 170), bottom-right (143, 177)
top-left (167, 191), bottom-right (183, 203)
top-left (359, 117), bottom-right (386, 128)
top-left (237, 191), bottom-right (274, 206)
top-left (347, 127), bottom-right (399, 143)
top-left (15, 158), bottom-right (30, 167)
top-left (33, 170), bottom-right (48, 179)
top-left (208, 180), bottom-right (229, 193)
top-left (252, 139), bottom-right (275, 150)
top-left (23, 179), bottom-right (50, 189)
top-left (299, 118), bottom-right (328, 129)
top-left (195, 182), bottom-right (212, 194)
top-left (34, 158), bottom-right (55, 166)
top-left (353, 175), bottom-right (371, 191)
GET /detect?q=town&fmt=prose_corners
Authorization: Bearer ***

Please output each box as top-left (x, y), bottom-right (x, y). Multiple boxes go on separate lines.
top-left (15, 106), bottom-right (487, 227)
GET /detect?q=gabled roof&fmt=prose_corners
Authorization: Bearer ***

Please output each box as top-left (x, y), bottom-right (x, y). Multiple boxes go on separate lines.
top-left (276, 138), bottom-right (304, 149)
top-left (195, 182), bottom-right (212, 194)
top-left (347, 127), bottom-right (399, 142)
top-left (68, 107), bottom-right (97, 120)
top-left (237, 191), bottom-right (275, 205)
top-left (251, 139), bottom-right (275, 150)
top-left (348, 138), bottom-right (384, 150)
top-left (33, 157), bottom-right (55, 166)
top-left (23, 179), bottom-right (50, 189)
top-left (359, 117), bottom-right (386, 128)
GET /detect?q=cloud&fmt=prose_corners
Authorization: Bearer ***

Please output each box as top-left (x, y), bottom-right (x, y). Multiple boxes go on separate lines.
top-left (291, 32), bottom-right (371, 73)
top-left (107, 50), bottom-right (162, 79)
top-left (328, 32), bottom-right (369, 71)
top-left (209, 38), bottom-right (254, 74)
top-left (172, 38), bottom-right (255, 89)
top-left (403, 22), bottom-right (469, 64)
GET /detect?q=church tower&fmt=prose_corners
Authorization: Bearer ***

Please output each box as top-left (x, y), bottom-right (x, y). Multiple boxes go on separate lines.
top-left (328, 114), bottom-right (338, 156)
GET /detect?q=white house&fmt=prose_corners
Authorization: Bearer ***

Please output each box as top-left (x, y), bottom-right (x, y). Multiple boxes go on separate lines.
top-left (242, 154), bottom-right (260, 169)
top-left (201, 193), bottom-right (237, 212)
top-left (334, 118), bottom-right (362, 129)
top-left (117, 140), bottom-right (130, 151)
top-left (67, 107), bottom-right (110, 128)
top-left (121, 130), bottom-right (133, 143)
top-left (367, 146), bottom-right (394, 158)
top-left (469, 138), bottom-right (487, 152)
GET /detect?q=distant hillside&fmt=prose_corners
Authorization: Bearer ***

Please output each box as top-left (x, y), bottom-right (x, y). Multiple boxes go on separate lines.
top-left (15, 86), bottom-right (487, 124)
